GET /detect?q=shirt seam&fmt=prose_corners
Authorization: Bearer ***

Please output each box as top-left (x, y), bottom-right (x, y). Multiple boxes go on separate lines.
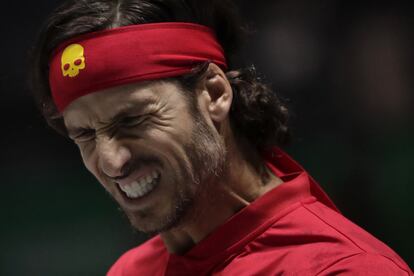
top-left (302, 202), bottom-right (367, 252)
top-left (314, 253), bottom-right (362, 276)
top-left (302, 202), bottom-right (411, 275)
top-left (315, 252), bottom-right (411, 276)
top-left (223, 197), bottom-right (318, 256)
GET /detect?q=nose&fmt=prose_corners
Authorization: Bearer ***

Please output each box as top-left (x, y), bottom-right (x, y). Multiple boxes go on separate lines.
top-left (96, 136), bottom-right (132, 178)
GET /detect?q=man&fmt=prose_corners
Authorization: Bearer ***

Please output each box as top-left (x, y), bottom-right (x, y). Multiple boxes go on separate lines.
top-left (30, 0), bottom-right (412, 275)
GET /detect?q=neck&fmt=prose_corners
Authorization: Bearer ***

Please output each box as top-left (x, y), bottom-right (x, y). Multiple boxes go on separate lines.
top-left (160, 144), bottom-right (283, 255)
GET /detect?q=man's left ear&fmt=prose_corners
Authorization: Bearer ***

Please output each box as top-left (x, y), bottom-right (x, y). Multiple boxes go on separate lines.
top-left (202, 63), bottom-right (233, 123)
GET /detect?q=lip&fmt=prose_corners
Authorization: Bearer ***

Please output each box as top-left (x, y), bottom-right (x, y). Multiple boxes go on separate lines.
top-left (115, 166), bottom-right (159, 187)
top-left (115, 173), bottom-right (162, 210)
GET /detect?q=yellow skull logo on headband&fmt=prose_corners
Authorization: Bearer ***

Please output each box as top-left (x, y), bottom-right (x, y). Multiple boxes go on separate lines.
top-left (61, 44), bottom-right (86, 78)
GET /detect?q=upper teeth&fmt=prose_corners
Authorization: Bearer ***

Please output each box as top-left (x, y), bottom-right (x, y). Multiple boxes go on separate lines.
top-left (119, 171), bottom-right (160, 199)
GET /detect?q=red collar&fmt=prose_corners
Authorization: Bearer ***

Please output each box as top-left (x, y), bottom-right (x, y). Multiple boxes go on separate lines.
top-left (167, 147), bottom-right (339, 266)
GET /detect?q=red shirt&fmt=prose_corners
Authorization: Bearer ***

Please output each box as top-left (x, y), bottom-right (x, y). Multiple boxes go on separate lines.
top-left (108, 148), bottom-right (413, 275)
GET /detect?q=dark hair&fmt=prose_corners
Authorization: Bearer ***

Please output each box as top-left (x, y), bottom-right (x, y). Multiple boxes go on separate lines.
top-left (29, 0), bottom-right (289, 153)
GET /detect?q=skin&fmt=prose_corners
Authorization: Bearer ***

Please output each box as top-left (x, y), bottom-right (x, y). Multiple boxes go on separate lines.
top-left (63, 63), bottom-right (284, 254)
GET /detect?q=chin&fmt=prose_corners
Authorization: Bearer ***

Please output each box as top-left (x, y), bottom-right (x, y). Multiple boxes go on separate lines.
top-left (126, 198), bottom-right (194, 234)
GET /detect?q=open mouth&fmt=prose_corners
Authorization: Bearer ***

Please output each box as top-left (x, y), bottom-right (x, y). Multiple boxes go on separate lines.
top-left (117, 170), bottom-right (161, 199)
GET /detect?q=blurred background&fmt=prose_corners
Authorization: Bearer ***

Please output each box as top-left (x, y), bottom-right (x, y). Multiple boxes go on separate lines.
top-left (1, 0), bottom-right (413, 275)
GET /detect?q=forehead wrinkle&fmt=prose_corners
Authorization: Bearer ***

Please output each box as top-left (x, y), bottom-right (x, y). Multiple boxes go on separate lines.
top-left (64, 80), bottom-right (167, 131)
top-left (95, 96), bottom-right (161, 131)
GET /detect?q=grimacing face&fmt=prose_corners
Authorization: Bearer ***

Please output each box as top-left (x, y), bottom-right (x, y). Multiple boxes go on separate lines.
top-left (63, 80), bottom-right (226, 233)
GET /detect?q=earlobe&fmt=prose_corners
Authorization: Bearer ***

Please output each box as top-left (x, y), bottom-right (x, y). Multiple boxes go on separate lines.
top-left (204, 63), bottom-right (233, 123)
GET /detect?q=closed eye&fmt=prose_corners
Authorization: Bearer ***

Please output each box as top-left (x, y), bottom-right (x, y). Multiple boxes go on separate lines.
top-left (120, 115), bottom-right (147, 128)
top-left (71, 128), bottom-right (96, 142)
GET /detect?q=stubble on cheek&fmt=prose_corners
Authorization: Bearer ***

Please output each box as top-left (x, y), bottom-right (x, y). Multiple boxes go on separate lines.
top-left (123, 163), bottom-right (196, 234)
top-left (104, 107), bottom-right (226, 234)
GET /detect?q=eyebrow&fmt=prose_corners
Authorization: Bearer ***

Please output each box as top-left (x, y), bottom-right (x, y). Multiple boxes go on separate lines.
top-left (66, 98), bottom-right (155, 137)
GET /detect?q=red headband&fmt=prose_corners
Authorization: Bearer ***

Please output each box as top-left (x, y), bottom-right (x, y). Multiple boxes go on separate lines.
top-left (49, 22), bottom-right (227, 112)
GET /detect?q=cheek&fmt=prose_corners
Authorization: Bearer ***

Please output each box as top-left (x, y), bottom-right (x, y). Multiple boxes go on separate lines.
top-left (78, 144), bottom-right (95, 172)
top-left (78, 145), bottom-right (109, 189)
top-left (137, 123), bottom-right (189, 174)
top-left (147, 124), bottom-right (191, 162)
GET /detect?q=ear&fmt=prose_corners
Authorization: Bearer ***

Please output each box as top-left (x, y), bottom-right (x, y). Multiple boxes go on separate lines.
top-left (201, 63), bottom-right (233, 123)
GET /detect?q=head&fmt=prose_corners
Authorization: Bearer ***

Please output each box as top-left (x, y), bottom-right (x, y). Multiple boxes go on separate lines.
top-left (29, 0), bottom-right (290, 234)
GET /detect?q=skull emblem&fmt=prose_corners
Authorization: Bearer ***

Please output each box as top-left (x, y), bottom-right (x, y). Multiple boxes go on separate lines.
top-left (61, 44), bottom-right (86, 78)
